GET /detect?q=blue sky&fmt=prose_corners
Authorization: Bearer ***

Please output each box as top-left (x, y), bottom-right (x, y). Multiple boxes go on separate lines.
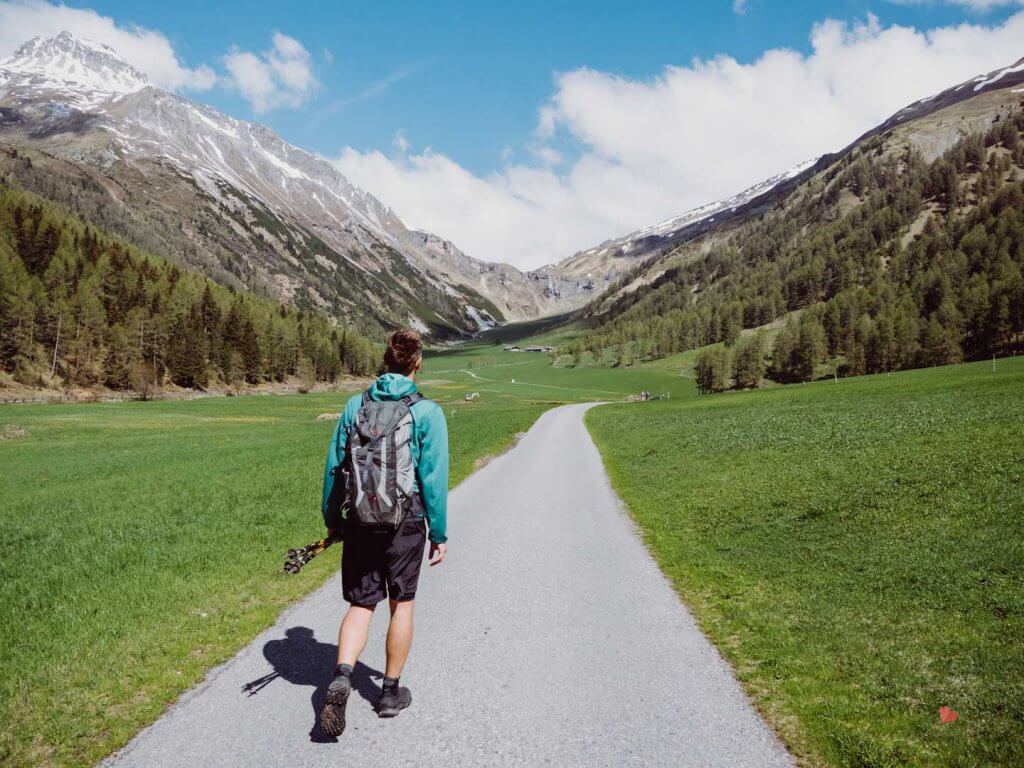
top-left (1, 1), bottom-right (1022, 266)
top-left (62, 0), bottom-right (1017, 175)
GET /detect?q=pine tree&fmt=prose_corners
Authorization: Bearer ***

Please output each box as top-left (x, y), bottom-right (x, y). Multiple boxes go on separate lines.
top-left (733, 332), bottom-right (766, 389)
top-left (241, 319), bottom-right (262, 384)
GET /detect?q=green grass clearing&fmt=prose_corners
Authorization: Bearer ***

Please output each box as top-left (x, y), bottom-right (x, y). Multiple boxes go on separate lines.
top-left (0, 386), bottom-right (548, 768)
top-left (422, 335), bottom-right (697, 404)
top-left (1, 319), bottom-right (698, 768)
top-left (586, 356), bottom-right (1024, 767)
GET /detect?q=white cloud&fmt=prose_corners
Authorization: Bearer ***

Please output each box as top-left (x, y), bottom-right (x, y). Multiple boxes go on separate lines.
top-left (887, 0), bottom-right (1023, 11)
top-left (333, 12), bottom-right (1024, 270)
top-left (733, 0), bottom-right (752, 15)
top-left (0, 0), bottom-right (215, 90)
top-left (223, 32), bottom-right (317, 112)
top-left (530, 145), bottom-right (563, 166)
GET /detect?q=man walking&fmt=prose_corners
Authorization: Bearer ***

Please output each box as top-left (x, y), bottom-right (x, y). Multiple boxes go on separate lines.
top-left (318, 328), bottom-right (449, 737)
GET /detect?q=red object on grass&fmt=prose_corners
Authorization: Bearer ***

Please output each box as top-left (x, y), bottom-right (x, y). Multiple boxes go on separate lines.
top-left (939, 706), bottom-right (958, 724)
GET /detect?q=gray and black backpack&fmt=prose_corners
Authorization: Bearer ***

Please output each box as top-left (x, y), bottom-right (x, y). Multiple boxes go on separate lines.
top-left (343, 391), bottom-right (426, 529)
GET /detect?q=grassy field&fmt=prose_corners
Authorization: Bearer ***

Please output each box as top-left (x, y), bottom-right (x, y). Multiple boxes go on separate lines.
top-left (9, 318), bottom-right (1018, 768)
top-left (0, 384), bottom-right (552, 768)
top-left (421, 338), bottom-right (696, 403)
top-left (586, 357), bottom-right (1024, 767)
top-left (0, 322), bottom-right (691, 768)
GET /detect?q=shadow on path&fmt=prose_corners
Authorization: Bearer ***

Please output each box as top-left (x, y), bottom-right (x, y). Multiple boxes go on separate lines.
top-left (241, 627), bottom-right (383, 742)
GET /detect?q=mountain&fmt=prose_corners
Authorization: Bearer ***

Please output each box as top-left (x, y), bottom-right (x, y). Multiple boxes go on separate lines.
top-left (566, 54), bottom-right (1024, 380)
top-left (0, 32), bottom-right (594, 338)
top-left (552, 158), bottom-right (819, 283)
top-left (549, 56), bottom-right (1024, 290)
top-left (407, 229), bottom-right (603, 321)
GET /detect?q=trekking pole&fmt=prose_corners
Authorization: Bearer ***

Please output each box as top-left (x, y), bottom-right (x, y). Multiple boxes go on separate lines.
top-left (283, 532), bottom-right (343, 574)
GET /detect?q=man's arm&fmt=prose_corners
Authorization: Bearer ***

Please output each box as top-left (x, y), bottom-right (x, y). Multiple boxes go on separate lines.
top-left (321, 398), bottom-right (358, 530)
top-left (416, 403), bottom-right (449, 548)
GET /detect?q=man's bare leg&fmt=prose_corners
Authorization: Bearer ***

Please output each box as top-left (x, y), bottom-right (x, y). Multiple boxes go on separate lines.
top-left (385, 599), bottom-right (415, 678)
top-left (378, 600), bottom-right (415, 717)
top-left (322, 604), bottom-right (374, 737)
top-left (337, 603), bottom-right (375, 666)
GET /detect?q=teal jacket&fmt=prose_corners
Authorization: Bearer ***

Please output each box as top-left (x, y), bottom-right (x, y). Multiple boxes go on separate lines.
top-left (321, 373), bottom-right (449, 544)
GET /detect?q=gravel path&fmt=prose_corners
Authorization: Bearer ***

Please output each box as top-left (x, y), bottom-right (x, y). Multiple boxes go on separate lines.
top-left (103, 403), bottom-right (795, 768)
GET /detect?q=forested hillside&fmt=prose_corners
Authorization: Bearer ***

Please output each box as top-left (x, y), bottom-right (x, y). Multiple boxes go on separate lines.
top-left (0, 183), bottom-right (379, 394)
top-left (567, 112), bottom-right (1024, 390)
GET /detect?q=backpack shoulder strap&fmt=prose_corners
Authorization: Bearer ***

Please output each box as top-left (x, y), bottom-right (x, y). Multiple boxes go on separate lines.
top-left (401, 392), bottom-right (428, 407)
top-left (360, 390), bottom-right (373, 407)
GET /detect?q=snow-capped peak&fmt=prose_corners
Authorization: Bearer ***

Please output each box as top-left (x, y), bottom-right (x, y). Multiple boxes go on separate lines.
top-left (626, 157), bottom-right (818, 242)
top-left (0, 31), bottom-right (149, 103)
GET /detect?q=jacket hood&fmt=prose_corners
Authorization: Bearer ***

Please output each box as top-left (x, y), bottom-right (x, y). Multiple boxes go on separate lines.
top-left (367, 373), bottom-right (418, 401)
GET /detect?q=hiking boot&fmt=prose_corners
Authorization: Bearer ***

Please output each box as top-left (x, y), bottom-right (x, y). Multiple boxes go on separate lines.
top-left (320, 673), bottom-right (351, 737)
top-left (377, 681), bottom-right (412, 718)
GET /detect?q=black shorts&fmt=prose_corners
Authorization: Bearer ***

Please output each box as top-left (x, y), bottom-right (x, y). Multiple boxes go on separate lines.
top-left (342, 504), bottom-right (427, 605)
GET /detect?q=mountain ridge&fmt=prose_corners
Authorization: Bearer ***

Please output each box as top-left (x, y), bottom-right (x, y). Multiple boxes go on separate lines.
top-left (556, 53), bottom-right (1024, 292)
top-left (562, 52), bottom-right (1024, 383)
top-left (0, 32), bottom-right (597, 337)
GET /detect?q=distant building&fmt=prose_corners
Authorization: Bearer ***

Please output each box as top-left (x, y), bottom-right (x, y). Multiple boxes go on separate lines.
top-left (524, 345), bottom-right (554, 353)
top-left (503, 345), bottom-right (522, 352)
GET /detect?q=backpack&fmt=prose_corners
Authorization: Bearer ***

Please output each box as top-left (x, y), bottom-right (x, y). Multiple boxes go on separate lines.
top-left (342, 390), bottom-right (426, 529)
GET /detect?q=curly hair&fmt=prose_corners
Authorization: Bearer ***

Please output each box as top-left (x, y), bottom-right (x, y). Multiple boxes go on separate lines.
top-left (383, 328), bottom-right (423, 375)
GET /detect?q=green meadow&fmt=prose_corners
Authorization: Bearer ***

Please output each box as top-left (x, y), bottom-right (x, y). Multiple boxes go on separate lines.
top-left (0, 332), bottom-right (678, 768)
top-left (0, 382), bottom-right (554, 768)
top-left (587, 356), bottom-right (1024, 767)
top-left (421, 338), bottom-right (695, 403)
top-left (3, 330), bottom-right (1021, 768)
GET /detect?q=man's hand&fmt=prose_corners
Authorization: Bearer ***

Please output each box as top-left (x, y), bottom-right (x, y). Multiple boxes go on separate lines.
top-left (428, 541), bottom-right (447, 566)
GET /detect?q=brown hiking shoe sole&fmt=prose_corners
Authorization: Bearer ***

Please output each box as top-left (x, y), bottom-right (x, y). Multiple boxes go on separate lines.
top-left (320, 676), bottom-right (351, 736)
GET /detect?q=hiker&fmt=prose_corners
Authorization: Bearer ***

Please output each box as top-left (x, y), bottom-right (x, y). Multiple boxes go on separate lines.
top-left (318, 328), bottom-right (449, 737)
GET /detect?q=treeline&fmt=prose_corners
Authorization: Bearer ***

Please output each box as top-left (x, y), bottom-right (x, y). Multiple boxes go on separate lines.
top-left (565, 114), bottom-right (1024, 386)
top-left (0, 183), bottom-right (380, 392)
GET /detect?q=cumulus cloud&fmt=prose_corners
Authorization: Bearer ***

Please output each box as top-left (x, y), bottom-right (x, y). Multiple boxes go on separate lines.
top-left (0, 0), bottom-right (215, 90)
top-left (333, 12), bottom-right (1024, 269)
top-left (223, 32), bottom-right (318, 112)
top-left (887, 0), bottom-right (1023, 11)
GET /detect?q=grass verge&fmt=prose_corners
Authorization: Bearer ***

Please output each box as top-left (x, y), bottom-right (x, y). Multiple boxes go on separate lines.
top-left (586, 357), bottom-right (1024, 767)
top-left (0, 389), bottom-right (547, 768)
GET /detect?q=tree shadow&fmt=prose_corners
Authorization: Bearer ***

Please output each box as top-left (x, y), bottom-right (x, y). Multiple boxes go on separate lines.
top-left (241, 626), bottom-right (383, 742)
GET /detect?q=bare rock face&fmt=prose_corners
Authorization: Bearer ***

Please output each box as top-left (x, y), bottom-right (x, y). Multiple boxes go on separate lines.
top-left (404, 230), bottom-right (599, 321)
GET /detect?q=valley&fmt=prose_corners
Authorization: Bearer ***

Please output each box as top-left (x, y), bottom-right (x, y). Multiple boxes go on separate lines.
top-left (1, 22), bottom-right (1024, 768)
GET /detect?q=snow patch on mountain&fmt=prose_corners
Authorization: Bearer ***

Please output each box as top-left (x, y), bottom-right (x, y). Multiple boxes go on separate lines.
top-left (0, 31), bottom-right (149, 106)
top-left (974, 57), bottom-right (1024, 92)
top-left (599, 156), bottom-right (818, 250)
top-left (465, 305), bottom-right (497, 331)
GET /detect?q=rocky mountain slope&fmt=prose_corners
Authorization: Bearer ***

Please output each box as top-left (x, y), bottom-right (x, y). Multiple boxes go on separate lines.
top-left (555, 56), bottom-right (1024, 291)
top-left (407, 229), bottom-right (601, 320)
top-left (555, 158), bottom-right (819, 283)
top-left (566, 53), bottom-right (1024, 377)
top-left (0, 32), bottom-right (594, 337)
